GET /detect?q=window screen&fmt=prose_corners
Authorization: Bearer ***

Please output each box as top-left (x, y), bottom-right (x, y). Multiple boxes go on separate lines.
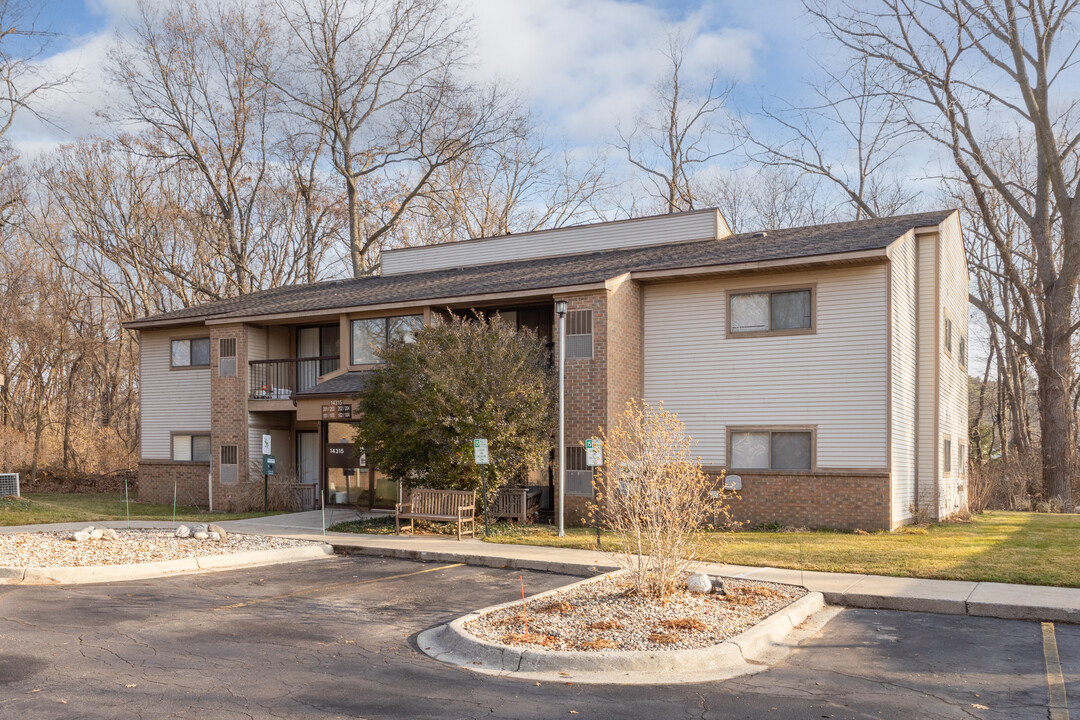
top-left (219, 338), bottom-right (237, 378)
top-left (220, 445), bottom-right (238, 484)
top-left (565, 310), bottom-right (593, 359)
top-left (730, 289), bottom-right (812, 334)
top-left (943, 438), bottom-right (952, 473)
top-left (730, 429), bottom-right (812, 470)
top-left (564, 446), bottom-right (593, 495)
top-left (944, 318), bottom-right (953, 352)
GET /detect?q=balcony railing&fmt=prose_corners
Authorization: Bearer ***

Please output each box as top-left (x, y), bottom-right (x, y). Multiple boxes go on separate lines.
top-left (249, 356), bottom-right (339, 400)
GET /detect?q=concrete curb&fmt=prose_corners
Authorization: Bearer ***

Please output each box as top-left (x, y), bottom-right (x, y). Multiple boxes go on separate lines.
top-left (416, 572), bottom-right (827, 684)
top-left (1, 543), bottom-right (334, 585)
top-left (340, 541), bottom-right (1080, 624)
top-left (332, 543), bottom-right (617, 578)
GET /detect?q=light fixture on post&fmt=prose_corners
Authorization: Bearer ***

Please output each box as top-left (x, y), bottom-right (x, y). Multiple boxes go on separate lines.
top-left (555, 299), bottom-right (568, 537)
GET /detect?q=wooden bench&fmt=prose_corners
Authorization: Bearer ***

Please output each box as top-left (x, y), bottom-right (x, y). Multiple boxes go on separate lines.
top-left (396, 488), bottom-right (476, 540)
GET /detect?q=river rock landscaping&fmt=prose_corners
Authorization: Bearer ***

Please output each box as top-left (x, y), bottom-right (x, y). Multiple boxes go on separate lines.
top-left (0, 529), bottom-right (316, 567)
top-left (463, 574), bottom-right (807, 652)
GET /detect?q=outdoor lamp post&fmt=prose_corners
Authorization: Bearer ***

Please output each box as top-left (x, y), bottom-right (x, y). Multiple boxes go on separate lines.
top-left (555, 299), bottom-right (568, 537)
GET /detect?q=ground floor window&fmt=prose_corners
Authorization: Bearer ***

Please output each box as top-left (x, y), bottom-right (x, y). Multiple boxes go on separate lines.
top-left (172, 433), bottom-right (211, 462)
top-left (728, 428), bottom-right (813, 471)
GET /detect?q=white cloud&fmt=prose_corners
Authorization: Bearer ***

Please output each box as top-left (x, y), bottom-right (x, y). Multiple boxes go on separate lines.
top-left (462, 0), bottom-right (762, 143)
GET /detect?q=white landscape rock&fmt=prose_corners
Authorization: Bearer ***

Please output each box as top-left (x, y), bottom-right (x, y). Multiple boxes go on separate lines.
top-left (208, 532), bottom-right (220, 541)
top-left (193, 531), bottom-right (210, 540)
top-left (102, 528), bottom-right (119, 541)
top-left (175, 525), bottom-right (191, 539)
top-left (89, 528), bottom-right (104, 540)
top-left (72, 531), bottom-right (91, 543)
top-left (686, 571), bottom-right (713, 594)
top-left (710, 576), bottom-right (727, 595)
top-left (207, 524), bottom-right (228, 540)
top-left (80, 526), bottom-right (96, 535)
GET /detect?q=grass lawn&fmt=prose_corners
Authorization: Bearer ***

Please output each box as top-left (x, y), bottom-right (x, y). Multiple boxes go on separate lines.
top-left (476, 511), bottom-right (1080, 588)
top-left (0, 493), bottom-right (280, 527)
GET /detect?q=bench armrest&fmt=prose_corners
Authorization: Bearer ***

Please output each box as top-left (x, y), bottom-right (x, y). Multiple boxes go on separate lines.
top-left (395, 502), bottom-right (412, 514)
top-left (458, 505), bottom-right (475, 517)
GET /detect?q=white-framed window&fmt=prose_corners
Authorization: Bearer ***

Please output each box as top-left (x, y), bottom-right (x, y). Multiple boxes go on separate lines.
top-left (219, 338), bottom-right (237, 378)
top-left (729, 288), bottom-right (813, 336)
top-left (943, 437), bottom-right (952, 475)
top-left (172, 337), bottom-right (210, 368)
top-left (350, 315), bottom-right (423, 365)
top-left (944, 316), bottom-right (953, 354)
top-left (173, 433), bottom-right (211, 462)
top-left (959, 334), bottom-right (967, 368)
top-left (729, 428), bottom-right (813, 471)
top-left (565, 310), bottom-right (593, 359)
top-left (220, 445), bottom-right (238, 484)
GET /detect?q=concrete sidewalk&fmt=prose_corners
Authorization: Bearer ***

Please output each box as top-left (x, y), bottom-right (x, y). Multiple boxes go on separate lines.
top-left (219, 512), bottom-right (1080, 624)
top-left (6, 511), bottom-right (1079, 623)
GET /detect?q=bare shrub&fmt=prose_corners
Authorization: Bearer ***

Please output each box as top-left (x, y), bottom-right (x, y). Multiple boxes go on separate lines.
top-left (228, 468), bottom-right (306, 512)
top-left (969, 453), bottom-right (1042, 511)
top-left (589, 399), bottom-right (730, 600)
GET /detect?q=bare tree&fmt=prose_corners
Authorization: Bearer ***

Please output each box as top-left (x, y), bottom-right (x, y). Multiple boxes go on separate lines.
top-left (697, 165), bottom-right (836, 233)
top-left (616, 31), bottom-right (733, 214)
top-left (740, 55), bottom-right (919, 220)
top-left (276, 0), bottom-right (512, 275)
top-left (407, 112), bottom-right (608, 243)
top-left (809, 0), bottom-right (1080, 505)
top-left (108, 0), bottom-right (279, 297)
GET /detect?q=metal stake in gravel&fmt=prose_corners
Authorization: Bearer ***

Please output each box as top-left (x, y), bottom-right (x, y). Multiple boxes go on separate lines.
top-left (519, 575), bottom-right (529, 647)
top-left (172, 480), bottom-right (177, 530)
top-left (124, 475), bottom-right (131, 527)
top-left (321, 490), bottom-right (326, 543)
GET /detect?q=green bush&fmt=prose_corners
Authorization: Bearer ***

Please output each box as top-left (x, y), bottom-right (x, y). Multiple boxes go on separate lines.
top-left (354, 312), bottom-right (556, 505)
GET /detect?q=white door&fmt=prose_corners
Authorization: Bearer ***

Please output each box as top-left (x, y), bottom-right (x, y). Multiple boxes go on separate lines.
top-left (298, 431), bottom-right (319, 485)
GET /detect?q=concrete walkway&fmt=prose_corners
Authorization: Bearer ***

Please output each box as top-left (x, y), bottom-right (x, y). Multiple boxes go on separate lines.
top-left (218, 510), bottom-right (1080, 624)
top-left (5, 510), bottom-right (1079, 623)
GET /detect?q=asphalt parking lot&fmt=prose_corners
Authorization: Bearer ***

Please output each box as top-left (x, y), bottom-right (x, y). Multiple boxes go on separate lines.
top-left (0, 555), bottom-right (1071, 719)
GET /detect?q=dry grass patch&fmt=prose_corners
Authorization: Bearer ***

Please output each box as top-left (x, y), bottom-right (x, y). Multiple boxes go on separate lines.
top-left (585, 619), bottom-right (623, 631)
top-left (658, 618), bottom-right (706, 632)
top-left (535, 600), bottom-right (573, 614)
top-left (647, 632), bottom-right (680, 645)
top-left (580, 638), bottom-right (619, 650)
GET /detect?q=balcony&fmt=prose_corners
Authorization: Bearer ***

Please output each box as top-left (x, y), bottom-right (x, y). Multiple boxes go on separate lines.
top-left (249, 356), bottom-right (339, 400)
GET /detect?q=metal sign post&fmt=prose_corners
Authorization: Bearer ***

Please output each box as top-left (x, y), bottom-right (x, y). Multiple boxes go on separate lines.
top-left (555, 300), bottom-right (567, 537)
top-left (585, 439), bottom-right (603, 549)
top-left (261, 434), bottom-right (273, 513)
top-left (474, 439), bottom-right (489, 537)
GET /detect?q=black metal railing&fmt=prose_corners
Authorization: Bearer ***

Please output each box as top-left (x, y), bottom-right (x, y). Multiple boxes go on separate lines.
top-left (249, 356), bottom-right (339, 399)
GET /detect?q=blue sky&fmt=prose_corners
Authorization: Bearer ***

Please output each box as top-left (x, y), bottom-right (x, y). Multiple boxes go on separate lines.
top-left (17, 0), bottom-right (822, 157)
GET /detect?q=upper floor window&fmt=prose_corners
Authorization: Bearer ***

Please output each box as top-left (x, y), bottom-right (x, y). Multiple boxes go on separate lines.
top-left (944, 316), bottom-right (953, 354)
top-left (959, 334), bottom-right (967, 368)
top-left (350, 315), bottom-right (423, 365)
top-left (729, 288), bottom-right (813, 337)
top-left (172, 337), bottom-right (210, 368)
top-left (943, 437), bottom-right (952, 475)
top-left (729, 428), bottom-right (813, 471)
top-left (565, 309), bottom-right (593, 359)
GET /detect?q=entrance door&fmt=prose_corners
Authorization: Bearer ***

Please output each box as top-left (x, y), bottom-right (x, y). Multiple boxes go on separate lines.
top-left (325, 422), bottom-right (368, 505)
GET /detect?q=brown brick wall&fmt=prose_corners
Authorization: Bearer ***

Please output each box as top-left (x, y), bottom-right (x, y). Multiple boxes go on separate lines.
top-left (211, 324), bottom-right (251, 510)
top-left (606, 278), bottom-right (643, 420)
top-left (138, 460), bottom-right (210, 505)
top-left (718, 470), bottom-right (892, 531)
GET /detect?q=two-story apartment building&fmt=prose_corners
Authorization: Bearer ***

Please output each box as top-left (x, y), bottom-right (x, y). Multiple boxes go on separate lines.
top-left (123, 208), bottom-right (969, 530)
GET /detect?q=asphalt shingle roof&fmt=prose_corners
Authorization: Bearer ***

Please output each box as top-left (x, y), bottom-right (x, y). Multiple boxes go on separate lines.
top-left (294, 371), bottom-right (372, 397)
top-left (125, 209), bottom-right (954, 328)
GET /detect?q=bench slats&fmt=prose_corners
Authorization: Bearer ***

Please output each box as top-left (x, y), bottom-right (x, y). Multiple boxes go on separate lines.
top-left (395, 488), bottom-right (476, 540)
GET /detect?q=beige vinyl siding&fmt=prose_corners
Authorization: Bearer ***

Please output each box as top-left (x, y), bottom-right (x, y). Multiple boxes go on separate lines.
top-left (916, 233), bottom-right (939, 516)
top-left (937, 213), bottom-right (969, 517)
top-left (381, 210), bottom-right (724, 275)
top-left (642, 265), bottom-right (889, 467)
top-left (247, 423), bottom-right (293, 478)
top-left (139, 328), bottom-right (211, 459)
top-left (889, 231), bottom-right (918, 524)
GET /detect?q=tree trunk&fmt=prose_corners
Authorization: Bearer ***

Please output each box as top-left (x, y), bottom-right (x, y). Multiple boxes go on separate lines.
top-left (1036, 316), bottom-right (1074, 508)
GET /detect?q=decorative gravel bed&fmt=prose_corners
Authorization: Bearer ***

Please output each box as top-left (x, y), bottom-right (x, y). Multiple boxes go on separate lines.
top-left (0, 530), bottom-right (317, 567)
top-left (464, 575), bottom-right (807, 652)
